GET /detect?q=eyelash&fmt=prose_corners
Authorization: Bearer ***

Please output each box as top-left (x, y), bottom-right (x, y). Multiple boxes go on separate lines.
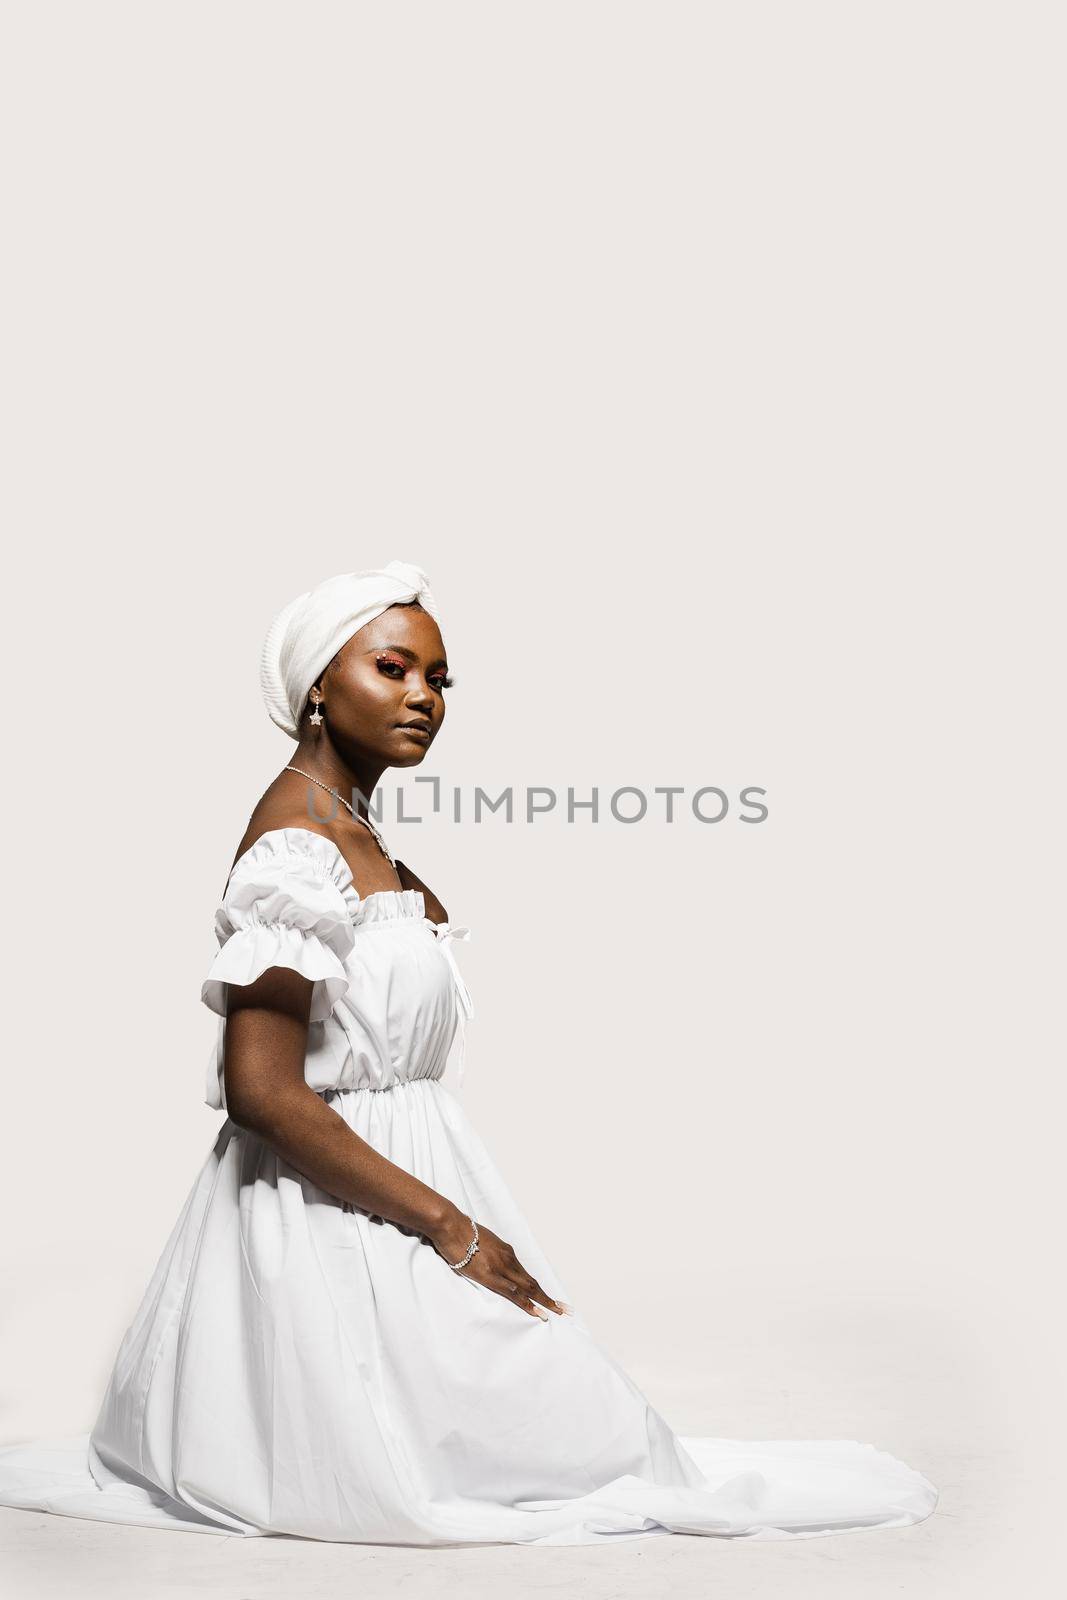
top-left (376, 655), bottom-right (455, 692)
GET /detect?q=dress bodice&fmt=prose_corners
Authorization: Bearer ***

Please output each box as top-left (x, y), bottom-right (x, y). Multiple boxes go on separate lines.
top-left (201, 827), bottom-right (473, 1110)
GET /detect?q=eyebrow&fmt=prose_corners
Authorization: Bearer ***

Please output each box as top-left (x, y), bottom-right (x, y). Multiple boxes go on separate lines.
top-left (367, 642), bottom-right (449, 672)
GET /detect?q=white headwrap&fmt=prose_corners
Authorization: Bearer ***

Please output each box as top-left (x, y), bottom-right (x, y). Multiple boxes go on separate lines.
top-left (260, 561), bottom-right (442, 739)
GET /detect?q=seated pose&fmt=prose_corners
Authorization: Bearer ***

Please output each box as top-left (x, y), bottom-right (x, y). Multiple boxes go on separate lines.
top-left (0, 561), bottom-right (938, 1546)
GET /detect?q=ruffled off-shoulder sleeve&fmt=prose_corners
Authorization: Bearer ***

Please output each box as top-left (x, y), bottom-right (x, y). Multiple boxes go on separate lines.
top-left (201, 828), bottom-right (359, 1023)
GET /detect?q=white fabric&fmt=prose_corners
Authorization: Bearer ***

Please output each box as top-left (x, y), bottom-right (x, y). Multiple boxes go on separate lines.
top-left (0, 828), bottom-right (938, 1546)
top-left (260, 560), bottom-right (441, 738)
top-left (200, 830), bottom-right (474, 1098)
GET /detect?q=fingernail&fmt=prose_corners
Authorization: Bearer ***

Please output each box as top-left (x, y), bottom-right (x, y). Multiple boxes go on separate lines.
top-left (537, 1309), bottom-right (549, 1320)
top-left (558, 1302), bottom-right (574, 1315)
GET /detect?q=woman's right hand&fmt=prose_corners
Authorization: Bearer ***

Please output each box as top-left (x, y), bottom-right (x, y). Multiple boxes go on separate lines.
top-left (429, 1207), bottom-right (572, 1321)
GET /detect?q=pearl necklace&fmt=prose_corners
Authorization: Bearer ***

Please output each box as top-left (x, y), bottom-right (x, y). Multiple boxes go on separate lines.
top-left (284, 765), bottom-right (397, 868)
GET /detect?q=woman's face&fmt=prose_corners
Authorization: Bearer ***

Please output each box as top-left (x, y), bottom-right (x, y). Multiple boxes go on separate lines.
top-left (314, 603), bottom-right (451, 767)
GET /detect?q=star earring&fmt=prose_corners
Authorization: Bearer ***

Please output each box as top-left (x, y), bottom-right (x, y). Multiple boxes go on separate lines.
top-left (309, 690), bottom-right (324, 728)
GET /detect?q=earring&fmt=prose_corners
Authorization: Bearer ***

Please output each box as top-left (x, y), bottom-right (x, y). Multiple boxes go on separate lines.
top-left (309, 690), bottom-right (324, 728)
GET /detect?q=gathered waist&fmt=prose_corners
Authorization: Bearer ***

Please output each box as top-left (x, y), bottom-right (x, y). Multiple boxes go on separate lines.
top-left (319, 1074), bottom-right (445, 1097)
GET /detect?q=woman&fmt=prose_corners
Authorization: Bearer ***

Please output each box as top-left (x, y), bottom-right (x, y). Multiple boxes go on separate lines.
top-left (0, 561), bottom-right (938, 1546)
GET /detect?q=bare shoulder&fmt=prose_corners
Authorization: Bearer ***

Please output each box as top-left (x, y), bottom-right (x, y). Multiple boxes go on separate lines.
top-left (228, 798), bottom-right (397, 900)
top-left (228, 799), bottom-right (338, 878)
top-left (395, 859), bottom-right (448, 924)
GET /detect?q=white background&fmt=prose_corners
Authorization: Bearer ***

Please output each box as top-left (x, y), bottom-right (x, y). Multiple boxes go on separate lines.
top-left (0, 4), bottom-right (1062, 1596)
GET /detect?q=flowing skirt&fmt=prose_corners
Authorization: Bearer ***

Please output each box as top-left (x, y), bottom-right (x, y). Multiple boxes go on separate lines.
top-left (0, 1080), bottom-right (938, 1546)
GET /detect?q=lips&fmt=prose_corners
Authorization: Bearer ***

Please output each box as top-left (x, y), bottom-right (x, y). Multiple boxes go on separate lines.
top-left (398, 721), bottom-right (432, 739)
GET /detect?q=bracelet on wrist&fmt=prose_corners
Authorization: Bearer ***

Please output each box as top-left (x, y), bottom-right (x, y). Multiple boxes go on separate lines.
top-left (444, 1217), bottom-right (479, 1271)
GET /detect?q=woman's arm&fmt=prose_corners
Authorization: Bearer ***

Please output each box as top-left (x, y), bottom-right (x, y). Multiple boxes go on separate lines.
top-left (224, 965), bottom-right (458, 1240)
top-left (222, 967), bottom-right (568, 1320)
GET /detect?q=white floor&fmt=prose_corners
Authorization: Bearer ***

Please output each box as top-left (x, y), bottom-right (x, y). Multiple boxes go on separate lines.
top-left (0, 1326), bottom-right (1050, 1600)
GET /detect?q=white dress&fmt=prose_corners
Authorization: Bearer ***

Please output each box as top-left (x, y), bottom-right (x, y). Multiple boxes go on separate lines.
top-left (0, 828), bottom-right (938, 1546)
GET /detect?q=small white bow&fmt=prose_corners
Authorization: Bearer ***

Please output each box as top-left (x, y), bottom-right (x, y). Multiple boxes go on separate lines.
top-left (425, 920), bottom-right (474, 1086)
